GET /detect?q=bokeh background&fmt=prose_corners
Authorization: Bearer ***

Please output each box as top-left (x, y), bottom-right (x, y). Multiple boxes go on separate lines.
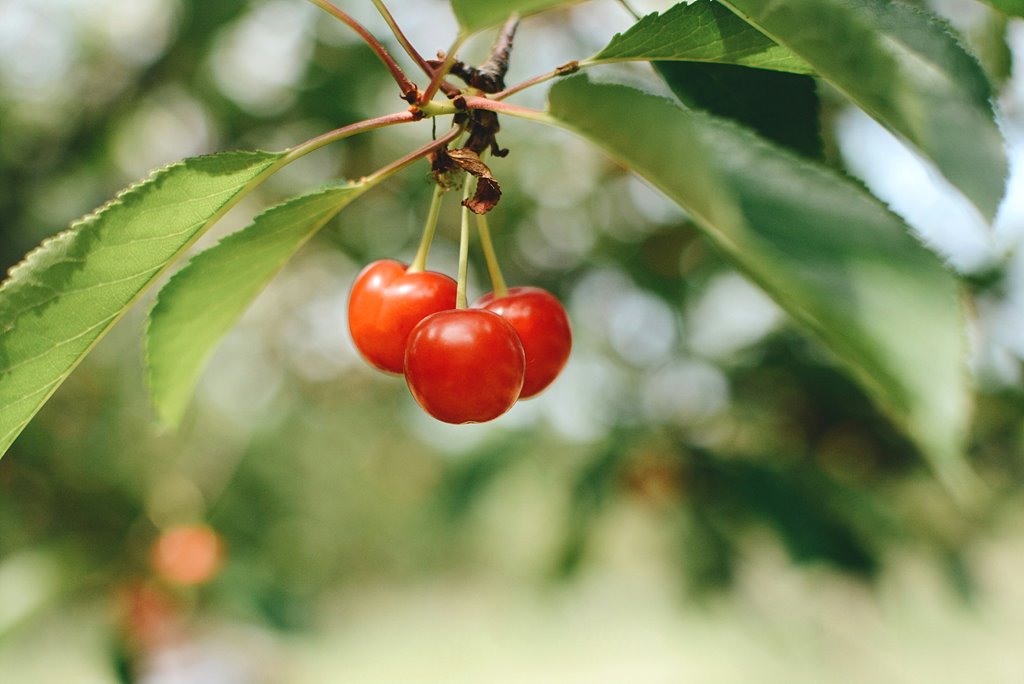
top-left (3, 0), bottom-right (1024, 682)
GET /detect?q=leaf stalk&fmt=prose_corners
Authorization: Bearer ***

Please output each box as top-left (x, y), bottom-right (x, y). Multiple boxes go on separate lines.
top-left (282, 109), bottom-right (419, 164)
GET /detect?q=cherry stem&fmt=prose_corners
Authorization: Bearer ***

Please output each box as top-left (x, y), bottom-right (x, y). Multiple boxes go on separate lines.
top-left (370, 0), bottom-right (432, 77)
top-left (307, 0), bottom-right (419, 102)
top-left (493, 61), bottom-right (581, 101)
top-left (421, 34), bottom-right (466, 105)
top-left (456, 176), bottom-right (475, 309)
top-left (475, 212), bottom-right (508, 298)
top-left (471, 148), bottom-right (508, 297)
top-left (408, 183), bottom-right (446, 273)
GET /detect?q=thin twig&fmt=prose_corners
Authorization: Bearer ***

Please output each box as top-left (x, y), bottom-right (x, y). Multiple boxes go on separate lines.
top-left (477, 15), bottom-right (519, 91)
top-left (370, 0), bottom-right (432, 76)
top-left (420, 34), bottom-right (466, 104)
top-left (461, 95), bottom-right (552, 123)
top-left (449, 15), bottom-right (520, 93)
top-left (370, 0), bottom-right (461, 98)
top-left (365, 125), bottom-right (463, 183)
top-left (308, 0), bottom-right (420, 102)
top-left (283, 109), bottom-right (419, 162)
top-left (492, 61), bottom-right (580, 100)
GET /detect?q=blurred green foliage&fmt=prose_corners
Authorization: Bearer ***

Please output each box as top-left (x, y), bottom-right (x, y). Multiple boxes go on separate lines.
top-left (2, 1), bottom-right (1024, 680)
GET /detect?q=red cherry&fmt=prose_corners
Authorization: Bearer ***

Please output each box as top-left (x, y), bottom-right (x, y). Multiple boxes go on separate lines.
top-left (405, 309), bottom-right (525, 423)
top-left (348, 259), bottom-right (457, 374)
top-left (475, 287), bottom-right (572, 398)
top-left (150, 524), bottom-right (225, 586)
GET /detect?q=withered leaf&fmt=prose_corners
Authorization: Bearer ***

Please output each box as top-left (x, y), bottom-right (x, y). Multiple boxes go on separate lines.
top-left (464, 177), bottom-right (501, 214)
top-left (446, 148), bottom-right (502, 214)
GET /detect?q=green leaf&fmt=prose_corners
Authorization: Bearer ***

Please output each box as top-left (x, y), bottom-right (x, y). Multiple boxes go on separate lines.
top-left (984, 0), bottom-right (1024, 17)
top-left (971, 12), bottom-right (1013, 86)
top-left (655, 61), bottom-right (822, 158)
top-left (591, 0), bottom-right (811, 74)
top-left (146, 183), bottom-right (371, 426)
top-left (719, 0), bottom-right (1007, 221)
top-left (547, 76), bottom-right (974, 497)
top-left (450, 0), bottom-right (583, 34)
top-left (0, 151), bottom-right (282, 458)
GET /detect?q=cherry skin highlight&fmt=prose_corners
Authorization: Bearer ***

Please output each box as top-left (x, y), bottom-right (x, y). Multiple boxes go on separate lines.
top-left (348, 259), bottom-right (457, 374)
top-left (475, 287), bottom-right (572, 398)
top-left (405, 309), bottom-right (525, 424)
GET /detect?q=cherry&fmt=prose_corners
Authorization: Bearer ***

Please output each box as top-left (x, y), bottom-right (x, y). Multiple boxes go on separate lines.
top-left (475, 287), bottom-right (572, 398)
top-left (405, 309), bottom-right (525, 423)
top-left (150, 524), bottom-right (225, 586)
top-left (348, 259), bottom-right (457, 374)
top-left (120, 582), bottom-right (180, 649)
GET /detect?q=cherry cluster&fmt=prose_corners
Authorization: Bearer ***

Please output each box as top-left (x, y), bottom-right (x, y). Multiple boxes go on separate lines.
top-left (348, 259), bottom-right (571, 424)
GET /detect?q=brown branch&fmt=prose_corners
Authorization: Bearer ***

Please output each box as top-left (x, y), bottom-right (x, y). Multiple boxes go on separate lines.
top-left (477, 15), bottom-right (519, 91)
top-left (448, 15), bottom-right (520, 94)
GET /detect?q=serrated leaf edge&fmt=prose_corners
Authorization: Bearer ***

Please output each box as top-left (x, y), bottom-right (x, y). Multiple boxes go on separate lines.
top-left (717, 0), bottom-right (1006, 219)
top-left (592, 0), bottom-right (814, 74)
top-left (0, 151), bottom-right (279, 293)
top-left (144, 181), bottom-right (371, 426)
top-left (0, 150), bottom-right (282, 457)
top-left (547, 75), bottom-right (976, 498)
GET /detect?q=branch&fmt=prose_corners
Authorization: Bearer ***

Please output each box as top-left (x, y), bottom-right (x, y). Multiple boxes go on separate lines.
top-left (461, 96), bottom-right (552, 124)
top-left (449, 15), bottom-right (520, 93)
top-left (420, 35), bottom-right (466, 104)
top-left (493, 61), bottom-right (580, 100)
top-left (370, 0), bottom-right (432, 77)
top-left (477, 15), bottom-right (519, 91)
top-left (283, 109), bottom-right (420, 163)
top-left (308, 0), bottom-right (420, 103)
top-left (365, 124), bottom-right (463, 183)
top-left (369, 0), bottom-right (462, 98)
